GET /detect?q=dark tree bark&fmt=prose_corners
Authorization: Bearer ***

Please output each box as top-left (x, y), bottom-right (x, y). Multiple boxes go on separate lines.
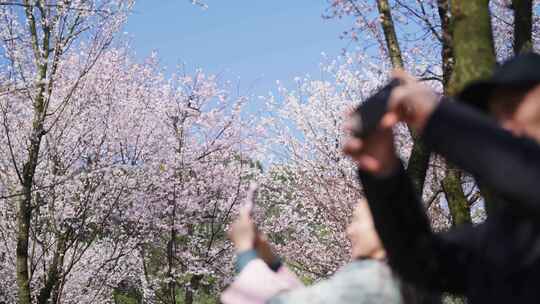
top-left (37, 237), bottom-right (66, 304)
top-left (448, 0), bottom-right (496, 95)
top-left (184, 275), bottom-right (202, 304)
top-left (437, 0), bottom-right (454, 89)
top-left (16, 2), bottom-right (51, 302)
top-left (512, 0), bottom-right (533, 54)
top-left (376, 0), bottom-right (431, 198)
top-left (376, 0), bottom-right (404, 68)
top-left (443, 0), bottom-right (496, 225)
top-left (376, 2), bottom-right (440, 303)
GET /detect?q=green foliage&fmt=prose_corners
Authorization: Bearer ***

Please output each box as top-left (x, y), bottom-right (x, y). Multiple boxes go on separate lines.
top-left (112, 287), bottom-right (219, 304)
top-left (113, 288), bottom-right (142, 304)
top-left (297, 272), bottom-right (316, 285)
top-left (181, 292), bottom-right (218, 304)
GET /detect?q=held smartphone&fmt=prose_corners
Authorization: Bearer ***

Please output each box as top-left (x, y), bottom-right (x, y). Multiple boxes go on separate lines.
top-left (244, 182), bottom-right (259, 215)
top-left (350, 79), bottom-right (401, 138)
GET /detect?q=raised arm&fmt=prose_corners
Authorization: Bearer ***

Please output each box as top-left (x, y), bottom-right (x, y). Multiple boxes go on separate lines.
top-left (385, 70), bottom-right (540, 214)
top-left (221, 208), bottom-right (303, 304)
top-left (342, 89), bottom-right (482, 292)
top-left (358, 162), bottom-right (477, 293)
top-left (422, 101), bottom-right (540, 212)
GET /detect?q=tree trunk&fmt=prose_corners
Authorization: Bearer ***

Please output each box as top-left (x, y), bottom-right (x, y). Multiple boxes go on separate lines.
top-left (167, 205), bottom-right (177, 304)
top-left (441, 0), bottom-right (496, 226)
top-left (184, 275), bottom-right (202, 304)
top-left (512, 0), bottom-right (533, 53)
top-left (17, 93), bottom-right (47, 304)
top-left (37, 236), bottom-right (66, 304)
top-left (376, 0), bottom-right (430, 197)
top-left (437, 0), bottom-right (454, 88)
top-left (376, 0), bottom-right (404, 68)
top-left (442, 167), bottom-right (471, 225)
top-left (16, 190), bottom-right (33, 304)
top-left (17, 87), bottom-right (47, 304)
top-left (406, 138), bottom-right (430, 199)
top-left (376, 2), bottom-right (438, 303)
top-left (448, 0), bottom-right (496, 95)
top-left (17, 3), bottom-right (51, 302)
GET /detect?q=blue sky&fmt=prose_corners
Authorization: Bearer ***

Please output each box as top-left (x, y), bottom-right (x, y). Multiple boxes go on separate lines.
top-left (125, 0), bottom-right (351, 96)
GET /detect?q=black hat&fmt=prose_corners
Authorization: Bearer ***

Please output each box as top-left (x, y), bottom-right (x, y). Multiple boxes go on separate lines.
top-left (458, 52), bottom-right (540, 112)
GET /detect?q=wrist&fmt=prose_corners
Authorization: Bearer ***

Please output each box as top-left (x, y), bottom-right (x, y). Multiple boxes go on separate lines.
top-left (377, 155), bottom-right (400, 177)
top-left (235, 240), bottom-right (254, 253)
top-left (411, 100), bottom-right (438, 134)
top-left (356, 154), bottom-right (399, 177)
top-left (235, 249), bottom-right (257, 273)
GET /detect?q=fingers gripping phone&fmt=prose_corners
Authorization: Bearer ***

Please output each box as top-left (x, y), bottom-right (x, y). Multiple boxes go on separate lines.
top-left (350, 79), bottom-right (401, 138)
top-left (244, 182), bottom-right (259, 215)
top-left (244, 182), bottom-right (281, 270)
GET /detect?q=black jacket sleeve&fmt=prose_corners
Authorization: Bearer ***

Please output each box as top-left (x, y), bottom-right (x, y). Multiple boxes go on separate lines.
top-left (359, 164), bottom-right (477, 293)
top-left (422, 101), bottom-right (540, 213)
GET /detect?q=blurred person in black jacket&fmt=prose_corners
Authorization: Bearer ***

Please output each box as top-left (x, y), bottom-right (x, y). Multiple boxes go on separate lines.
top-left (342, 53), bottom-right (540, 303)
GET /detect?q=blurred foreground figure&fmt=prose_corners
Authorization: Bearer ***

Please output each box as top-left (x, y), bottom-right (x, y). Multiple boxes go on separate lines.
top-left (220, 200), bottom-right (403, 304)
top-left (343, 53), bottom-right (540, 303)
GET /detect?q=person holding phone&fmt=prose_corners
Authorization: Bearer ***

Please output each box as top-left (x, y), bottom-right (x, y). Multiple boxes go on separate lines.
top-left (221, 200), bottom-right (406, 304)
top-left (343, 53), bottom-right (540, 303)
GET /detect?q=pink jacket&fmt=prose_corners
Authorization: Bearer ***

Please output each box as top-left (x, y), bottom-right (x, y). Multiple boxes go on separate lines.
top-left (221, 259), bottom-right (304, 304)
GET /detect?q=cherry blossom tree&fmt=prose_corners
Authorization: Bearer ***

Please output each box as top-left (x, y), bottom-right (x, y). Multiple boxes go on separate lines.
top-left (133, 67), bottom-right (261, 304)
top-left (0, 1), bottom-right (259, 303)
top-left (0, 44), bottom-right (167, 303)
top-left (1, 41), bottom-right (259, 304)
top-left (0, 1), bottom-right (137, 303)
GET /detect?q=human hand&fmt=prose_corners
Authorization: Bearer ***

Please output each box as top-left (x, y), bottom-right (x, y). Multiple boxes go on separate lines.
top-left (342, 111), bottom-right (399, 176)
top-left (381, 69), bottom-right (439, 133)
top-left (228, 207), bottom-right (256, 253)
